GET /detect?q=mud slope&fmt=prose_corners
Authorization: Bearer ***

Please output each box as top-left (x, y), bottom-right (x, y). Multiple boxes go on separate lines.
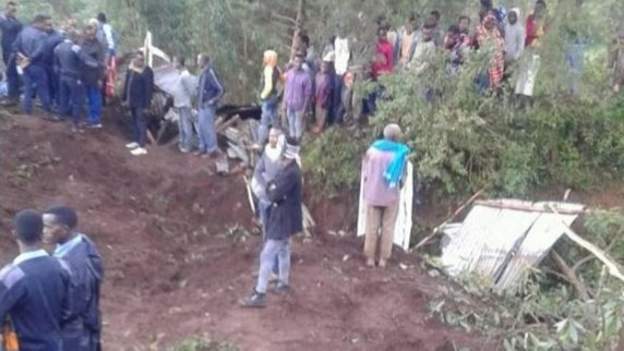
top-left (0, 113), bottom-right (497, 351)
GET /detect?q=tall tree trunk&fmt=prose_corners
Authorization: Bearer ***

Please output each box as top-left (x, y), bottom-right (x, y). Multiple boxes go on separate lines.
top-left (289, 0), bottom-right (305, 62)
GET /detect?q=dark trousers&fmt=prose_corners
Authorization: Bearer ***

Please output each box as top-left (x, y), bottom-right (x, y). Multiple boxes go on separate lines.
top-left (331, 74), bottom-right (344, 124)
top-left (22, 64), bottom-right (51, 114)
top-left (47, 65), bottom-right (60, 108)
top-left (59, 77), bottom-right (85, 125)
top-left (131, 107), bottom-right (147, 147)
top-left (4, 53), bottom-right (20, 100)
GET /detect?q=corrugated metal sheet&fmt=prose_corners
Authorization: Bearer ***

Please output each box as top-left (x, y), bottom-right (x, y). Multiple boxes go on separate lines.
top-left (441, 200), bottom-right (584, 290)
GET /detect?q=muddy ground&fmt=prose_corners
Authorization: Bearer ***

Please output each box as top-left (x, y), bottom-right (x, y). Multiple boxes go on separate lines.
top-left (6, 109), bottom-right (615, 350)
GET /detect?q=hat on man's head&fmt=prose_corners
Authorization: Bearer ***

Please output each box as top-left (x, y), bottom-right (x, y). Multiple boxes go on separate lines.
top-left (13, 209), bottom-right (43, 244)
top-left (284, 137), bottom-right (300, 160)
top-left (45, 206), bottom-right (78, 229)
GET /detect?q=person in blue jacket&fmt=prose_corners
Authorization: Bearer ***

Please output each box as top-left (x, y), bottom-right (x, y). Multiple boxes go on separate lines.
top-left (44, 206), bottom-right (103, 351)
top-left (42, 22), bottom-right (64, 112)
top-left (195, 54), bottom-right (224, 158)
top-left (54, 30), bottom-right (98, 132)
top-left (13, 14), bottom-right (53, 115)
top-left (0, 1), bottom-right (22, 105)
top-left (0, 209), bottom-right (72, 351)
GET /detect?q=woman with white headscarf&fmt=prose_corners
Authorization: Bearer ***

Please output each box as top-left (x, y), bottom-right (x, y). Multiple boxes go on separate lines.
top-left (505, 8), bottom-right (525, 64)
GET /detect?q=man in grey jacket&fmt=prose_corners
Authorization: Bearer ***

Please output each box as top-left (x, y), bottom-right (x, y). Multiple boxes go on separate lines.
top-left (252, 127), bottom-right (286, 236)
top-left (171, 57), bottom-right (197, 153)
top-left (242, 138), bottom-right (303, 308)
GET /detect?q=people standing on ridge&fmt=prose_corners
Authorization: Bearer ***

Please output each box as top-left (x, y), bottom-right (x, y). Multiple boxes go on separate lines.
top-left (282, 52), bottom-right (312, 142)
top-left (195, 54), bottom-right (225, 158)
top-left (515, 0), bottom-right (548, 107)
top-left (0, 1), bottom-right (22, 106)
top-left (171, 56), bottom-right (197, 153)
top-left (81, 23), bottom-right (106, 129)
top-left (122, 50), bottom-right (154, 156)
top-left (257, 50), bottom-right (281, 147)
top-left (54, 29), bottom-right (98, 132)
top-left (14, 15), bottom-right (53, 116)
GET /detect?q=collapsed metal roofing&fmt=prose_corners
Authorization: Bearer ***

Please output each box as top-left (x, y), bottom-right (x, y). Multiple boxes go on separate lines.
top-left (441, 199), bottom-right (585, 291)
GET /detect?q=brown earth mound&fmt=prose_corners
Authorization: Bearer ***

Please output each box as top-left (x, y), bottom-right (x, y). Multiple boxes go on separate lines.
top-left (0, 110), bottom-right (498, 350)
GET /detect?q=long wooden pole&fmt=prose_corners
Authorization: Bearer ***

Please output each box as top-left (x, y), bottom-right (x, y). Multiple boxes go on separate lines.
top-left (413, 188), bottom-right (485, 251)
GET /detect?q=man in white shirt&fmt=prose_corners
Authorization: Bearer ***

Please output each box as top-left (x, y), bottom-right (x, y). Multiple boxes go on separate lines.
top-left (333, 24), bottom-right (350, 123)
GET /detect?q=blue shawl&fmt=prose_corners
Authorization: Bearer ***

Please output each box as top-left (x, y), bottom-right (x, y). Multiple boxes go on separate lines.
top-left (371, 139), bottom-right (410, 188)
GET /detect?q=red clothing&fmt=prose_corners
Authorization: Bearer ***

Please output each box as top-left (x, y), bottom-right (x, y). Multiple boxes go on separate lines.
top-left (525, 14), bottom-right (545, 47)
top-left (372, 39), bottom-right (394, 79)
top-left (477, 24), bottom-right (505, 89)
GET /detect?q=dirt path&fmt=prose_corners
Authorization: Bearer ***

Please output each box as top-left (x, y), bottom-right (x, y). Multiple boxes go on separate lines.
top-left (0, 113), bottom-right (498, 350)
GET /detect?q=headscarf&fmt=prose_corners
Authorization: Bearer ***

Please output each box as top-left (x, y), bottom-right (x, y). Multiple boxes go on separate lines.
top-left (505, 8), bottom-right (525, 61)
top-left (371, 124), bottom-right (410, 189)
top-left (477, 14), bottom-right (505, 88)
top-left (263, 50), bottom-right (278, 68)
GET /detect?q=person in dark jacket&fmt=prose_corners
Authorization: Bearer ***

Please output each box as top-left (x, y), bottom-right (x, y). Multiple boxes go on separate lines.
top-left (14, 14), bottom-right (53, 115)
top-left (0, 209), bottom-right (72, 351)
top-left (122, 50), bottom-right (153, 156)
top-left (0, 1), bottom-right (22, 104)
top-left (43, 206), bottom-right (103, 351)
top-left (54, 30), bottom-right (98, 132)
top-left (242, 138), bottom-right (303, 308)
top-left (43, 25), bottom-right (64, 111)
top-left (195, 54), bottom-right (224, 157)
top-left (81, 24), bottom-right (105, 129)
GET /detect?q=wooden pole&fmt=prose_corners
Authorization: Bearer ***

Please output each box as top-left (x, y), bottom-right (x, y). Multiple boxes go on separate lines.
top-left (413, 188), bottom-right (485, 251)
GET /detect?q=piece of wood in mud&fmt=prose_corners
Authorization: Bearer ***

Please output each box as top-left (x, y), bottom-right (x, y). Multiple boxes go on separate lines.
top-left (227, 142), bottom-right (250, 165)
top-left (215, 156), bottom-right (229, 175)
top-left (302, 204), bottom-right (316, 227)
top-left (216, 115), bottom-right (241, 134)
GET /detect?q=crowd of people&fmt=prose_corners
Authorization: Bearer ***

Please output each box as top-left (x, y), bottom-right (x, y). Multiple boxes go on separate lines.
top-left (3, 0), bottom-right (624, 346)
top-left (0, 2), bottom-right (116, 132)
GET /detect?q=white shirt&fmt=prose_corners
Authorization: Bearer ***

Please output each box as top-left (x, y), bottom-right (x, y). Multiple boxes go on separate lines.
top-left (334, 36), bottom-right (350, 75)
top-left (54, 234), bottom-right (84, 258)
top-left (13, 249), bottom-right (49, 265)
top-left (102, 23), bottom-right (115, 50)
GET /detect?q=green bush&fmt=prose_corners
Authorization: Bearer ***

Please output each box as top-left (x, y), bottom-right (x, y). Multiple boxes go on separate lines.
top-left (302, 128), bottom-right (369, 195)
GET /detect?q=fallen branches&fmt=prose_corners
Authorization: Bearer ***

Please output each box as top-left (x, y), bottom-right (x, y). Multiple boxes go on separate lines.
top-left (548, 204), bottom-right (624, 283)
top-left (551, 250), bottom-right (591, 301)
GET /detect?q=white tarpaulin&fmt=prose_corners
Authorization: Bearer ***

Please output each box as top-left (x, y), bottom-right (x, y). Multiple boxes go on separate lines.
top-left (153, 64), bottom-right (180, 96)
top-left (441, 199), bottom-right (584, 290)
top-left (356, 162), bottom-right (413, 251)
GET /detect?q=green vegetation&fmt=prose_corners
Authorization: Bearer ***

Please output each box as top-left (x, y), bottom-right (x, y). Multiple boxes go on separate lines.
top-left (169, 338), bottom-right (239, 351)
top-left (14, 0), bottom-right (624, 348)
top-left (426, 209), bottom-right (624, 350)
